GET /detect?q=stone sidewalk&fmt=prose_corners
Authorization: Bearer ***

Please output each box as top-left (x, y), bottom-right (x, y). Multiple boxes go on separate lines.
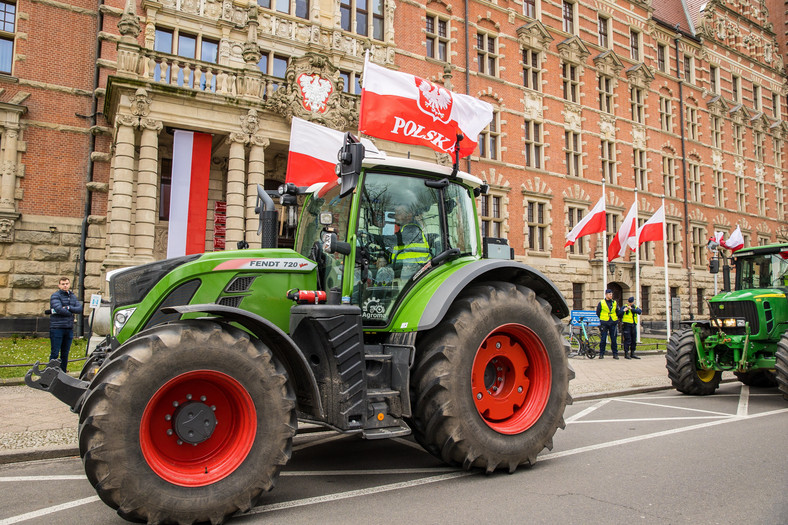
top-left (0, 353), bottom-right (733, 464)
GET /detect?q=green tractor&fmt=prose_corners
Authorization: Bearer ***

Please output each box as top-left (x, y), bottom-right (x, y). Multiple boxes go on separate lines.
top-left (27, 137), bottom-right (573, 524)
top-left (667, 242), bottom-right (788, 399)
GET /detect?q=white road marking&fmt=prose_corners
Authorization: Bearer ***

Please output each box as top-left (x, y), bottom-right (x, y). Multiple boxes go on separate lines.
top-left (565, 399), bottom-right (610, 423)
top-left (0, 496), bottom-right (101, 525)
top-left (0, 475), bottom-right (85, 482)
top-left (736, 385), bottom-right (749, 417)
top-left (615, 398), bottom-right (734, 416)
top-left (246, 471), bottom-right (474, 515)
top-left (569, 416), bottom-right (730, 424)
top-left (292, 432), bottom-right (353, 452)
top-left (282, 467), bottom-right (459, 476)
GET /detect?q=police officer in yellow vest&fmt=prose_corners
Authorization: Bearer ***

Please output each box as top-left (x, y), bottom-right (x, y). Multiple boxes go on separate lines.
top-left (621, 296), bottom-right (643, 359)
top-left (596, 289), bottom-right (623, 359)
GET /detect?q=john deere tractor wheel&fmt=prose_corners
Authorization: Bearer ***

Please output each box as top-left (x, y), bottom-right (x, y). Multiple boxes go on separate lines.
top-left (78, 320), bottom-right (296, 524)
top-left (776, 331), bottom-right (788, 401)
top-left (734, 370), bottom-right (778, 388)
top-left (666, 329), bottom-right (721, 395)
top-left (411, 282), bottom-right (573, 473)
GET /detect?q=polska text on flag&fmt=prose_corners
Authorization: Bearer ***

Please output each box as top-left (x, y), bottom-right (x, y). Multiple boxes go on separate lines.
top-left (286, 117), bottom-right (379, 187)
top-left (359, 59), bottom-right (493, 157)
top-left (565, 194), bottom-right (606, 248)
top-left (167, 130), bottom-right (212, 258)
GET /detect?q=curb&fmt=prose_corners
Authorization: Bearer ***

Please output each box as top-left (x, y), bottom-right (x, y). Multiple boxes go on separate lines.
top-left (572, 376), bottom-right (738, 402)
top-left (0, 444), bottom-right (80, 465)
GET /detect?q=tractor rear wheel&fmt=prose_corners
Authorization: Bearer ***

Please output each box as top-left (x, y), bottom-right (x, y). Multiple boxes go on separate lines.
top-left (733, 370), bottom-right (778, 387)
top-left (411, 282), bottom-right (573, 473)
top-left (776, 331), bottom-right (788, 401)
top-left (78, 320), bottom-right (296, 524)
top-left (666, 329), bottom-right (721, 395)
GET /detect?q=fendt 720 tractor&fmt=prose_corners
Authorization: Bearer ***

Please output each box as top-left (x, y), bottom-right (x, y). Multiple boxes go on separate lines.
top-left (667, 242), bottom-right (788, 399)
top-left (27, 136), bottom-right (573, 524)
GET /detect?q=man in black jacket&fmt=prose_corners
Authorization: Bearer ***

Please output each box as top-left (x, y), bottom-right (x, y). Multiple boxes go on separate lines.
top-left (596, 289), bottom-right (623, 359)
top-left (49, 277), bottom-right (83, 372)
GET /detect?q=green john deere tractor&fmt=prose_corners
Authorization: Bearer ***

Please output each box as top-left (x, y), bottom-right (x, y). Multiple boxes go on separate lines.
top-left (667, 242), bottom-right (788, 399)
top-left (27, 136), bottom-right (573, 524)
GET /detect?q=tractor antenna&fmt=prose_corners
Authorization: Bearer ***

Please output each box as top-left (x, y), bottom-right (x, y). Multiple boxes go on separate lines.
top-left (450, 134), bottom-right (463, 177)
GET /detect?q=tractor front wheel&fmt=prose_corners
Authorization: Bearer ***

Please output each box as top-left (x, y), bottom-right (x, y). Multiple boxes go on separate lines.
top-left (411, 282), bottom-right (573, 473)
top-left (666, 329), bottom-right (721, 395)
top-left (776, 331), bottom-right (788, 401)
top-left (78, 320), bottom-right (296, 524)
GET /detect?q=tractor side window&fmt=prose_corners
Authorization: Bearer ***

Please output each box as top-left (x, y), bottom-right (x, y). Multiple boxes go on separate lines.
top-left (445, 182), bottom-right (478, 256)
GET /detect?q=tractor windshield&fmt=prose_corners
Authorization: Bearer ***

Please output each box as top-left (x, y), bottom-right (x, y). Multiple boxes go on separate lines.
top-left (736, 252), bottom-right (788, 290)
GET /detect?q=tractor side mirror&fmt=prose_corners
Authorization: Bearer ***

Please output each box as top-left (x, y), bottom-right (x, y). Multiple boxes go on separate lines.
top-left (322, 232), bottom-right (351, 256)
top-left (337, 132), bottom-right (365, 198)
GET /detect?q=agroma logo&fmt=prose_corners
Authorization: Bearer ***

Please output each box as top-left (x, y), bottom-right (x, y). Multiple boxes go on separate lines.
top-left (415, 77), bottom-right (453, 124)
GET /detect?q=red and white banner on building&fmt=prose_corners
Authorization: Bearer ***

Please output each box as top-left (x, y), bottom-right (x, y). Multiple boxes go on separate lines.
top-left (565, 195), bottom-right (606, 248)
top-left (609, 201), bottom-right (637, 262)
top-left (359, 59), bottom-right (493, 157)
top-left (167, 130), bottom-right (212, 258)
top-left (286, 117), bottom-right (378, 187)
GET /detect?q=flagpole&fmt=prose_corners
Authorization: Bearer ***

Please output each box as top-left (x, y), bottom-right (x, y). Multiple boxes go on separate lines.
top-left (635, 188), bottom-right (641, 343)
top-left (662, 195), bottom-right (670, 339)
top-left (602, 180), bottom-right (607, 292)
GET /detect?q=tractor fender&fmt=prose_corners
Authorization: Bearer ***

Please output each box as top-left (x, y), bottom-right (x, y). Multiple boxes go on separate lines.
top-left (161, 304), bottom-right (324, 418)
top-left (419, 259), bottom-right (569, 331)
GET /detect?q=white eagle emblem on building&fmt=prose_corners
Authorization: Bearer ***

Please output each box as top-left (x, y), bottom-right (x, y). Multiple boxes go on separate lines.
top-left (415, 78), bottom-right (453, 123)
top-left (298, 74), bottom-right (333, 114)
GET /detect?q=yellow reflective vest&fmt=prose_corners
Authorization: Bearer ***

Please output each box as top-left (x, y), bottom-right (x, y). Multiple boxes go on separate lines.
top-left (622, 305), bottom-right (639, 324)
top-left (599, 300), bottom-right (618, 322)
top-left (393, 224), bottom-right (431, 265)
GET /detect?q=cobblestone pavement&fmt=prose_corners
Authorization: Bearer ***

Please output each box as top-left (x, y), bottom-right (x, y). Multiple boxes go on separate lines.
top-left (0, 353), bottom-right (735, 463)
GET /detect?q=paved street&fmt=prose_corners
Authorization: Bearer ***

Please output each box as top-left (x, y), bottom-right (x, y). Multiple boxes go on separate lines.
top-left (0, 382), bottom-right (785, 525)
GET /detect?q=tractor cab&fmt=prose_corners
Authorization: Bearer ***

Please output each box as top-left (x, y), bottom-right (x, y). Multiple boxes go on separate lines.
top-left (734, 244), bottom-right (788, 290)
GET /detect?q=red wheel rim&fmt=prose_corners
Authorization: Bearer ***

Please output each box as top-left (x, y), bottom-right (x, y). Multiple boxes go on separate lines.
top-left (471, 323), bottom-right (552, 435)
top-left (139, 370), bottom-right (256, 486)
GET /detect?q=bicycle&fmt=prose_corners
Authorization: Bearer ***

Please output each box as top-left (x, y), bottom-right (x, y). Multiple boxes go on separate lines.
top-left (567, 320), bottom-right (600, 359)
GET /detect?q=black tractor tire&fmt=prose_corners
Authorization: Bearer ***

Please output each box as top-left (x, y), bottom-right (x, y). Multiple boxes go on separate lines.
top-left (666, 329), bottom-right (722, 395)
top-left (776, 331), bottom-right (788, 401)
top-left (410, 282), bottom-right (573, 473)
top-left (733, 370), bottom-right (778, 388)
top-left (78, 320), bottom-right (297, 524)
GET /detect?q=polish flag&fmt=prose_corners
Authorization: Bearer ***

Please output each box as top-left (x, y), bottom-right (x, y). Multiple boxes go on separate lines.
top-left (710, 231), bottom-right (725, 245)
top-left (286, 117), bottom-right (379, 187)
top-left (721, 225), bottom-right (744, 252)
top-left (167, 130), bottom-right (212, 258)
top-left (608, 201), bottom-right (637, 262)
top-left (636, 205), bottom-right (665, 245)
top-left (359, 59), bottom-right (493, 157)
top-left (565, 195), bottom-right (606, 247)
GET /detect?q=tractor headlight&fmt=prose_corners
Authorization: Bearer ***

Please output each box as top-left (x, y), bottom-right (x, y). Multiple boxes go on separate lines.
top-left (113, 307), bottom-right (136, 336)
top-left (712, 318), bottom-right (745, 329)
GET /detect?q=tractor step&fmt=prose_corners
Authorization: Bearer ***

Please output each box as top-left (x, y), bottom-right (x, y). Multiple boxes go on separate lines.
top-left (362, 419), bottom-right (411, 440)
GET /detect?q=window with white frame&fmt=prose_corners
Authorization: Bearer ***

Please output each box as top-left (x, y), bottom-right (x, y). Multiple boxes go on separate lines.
top-left (605, 212), bottom-right (619, 251)
top-left (733, 123), bottom-right (744, 156)
top-left (562, 1), bottom-right (576, 34)
top-left (662, 154), bottom-right (676, 197)
top-left (758, 235), bottom-right (771, 246)
top-left (630, 86), bottom-right (644, 123)
top-left (630, 30), bottom-right (640, 61)
top-left (479, 192), bottom-right (504, 238)
top-left (774, 138), bottom-right (783, 170)
top-left (476, 32), bottom-right (498, 76)
top-left (0, 0), bottom-right (14, 75)
top-left (426, 14), bottom-right (448, 62)
top-left (523, 0), bottom-right (536, 18)
top-left (777, 185), bottom-right (785, 221)
top-left (340, 0), bottom-right (384, 40)
top-left (773, 93), bottom-right (781, 119)
top-left (657, 44), bottom-right (667, 73)
top-left (527, 199), bottom-right (548, 252)
top-left (601, 140), bottom-right (616, 184)
top-left (732, 75), bottom-right (741, 102)
top-left (478, 111), bottom-right (500, 160)
top-left (709, 65), bottom-right (719, 94)
top-left (634, 148), bottom-right (648, 191)
top-left (258, 0), bottom-right (309, 19)
top-left (666, 221), bottom-right (680, 264)
top-left (711, 116), bottom-right (722, 149)
top-left (598, 16), bottom-right (610, 48)
top-left (565, 130), bottom-right (581, 177)
top-left (562, 62), bottom-right (579, 103)
top-left (754, 130), bottom-right (764, 163)
top-left (523, 49), bottom-right (541, 91)
top-left (567, 206), bottom-right (585, 254)
top-left (756, 180), bottom-right (766, 215)
top-left (524, 119), bottom-right (543, 169)
top-left (599, 75), bottom-right (614, 113)
top-left (659, 95), bottom-right (673, 132)
top-left (637, 217), bottom-right (652, 261)
top-left (339, 70), bottom-right (362, 94)
top-left (735, 172), bottom-right (746, 211)
top-left (691, 225), bottom-right (705, 267)
top-left (688, 158), bottom-right (701, 202)
top-left (753, 84), bottom-right (761, 111)
top-left (683, 54), bottom-right (693, 83)
top-left (686, 105), bottom-right (699, 140)
top-left (713, 169), bottom-right (724, 207)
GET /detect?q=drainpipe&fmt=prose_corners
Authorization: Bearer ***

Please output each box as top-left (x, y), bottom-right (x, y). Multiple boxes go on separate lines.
top-left (674, 27), bottom-right (693, 320)
top-left (76, 0), bottom-right (105, 337)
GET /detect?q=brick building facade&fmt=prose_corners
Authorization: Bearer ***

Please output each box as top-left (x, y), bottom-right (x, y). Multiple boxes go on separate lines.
top-left (0, 0), bottom-right (785, 332)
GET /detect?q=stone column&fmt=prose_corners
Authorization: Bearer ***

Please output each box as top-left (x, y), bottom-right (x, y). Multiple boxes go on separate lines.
top-left (246, 134), bottom-right (269, 244)
top-left (226, 132), bottom-right (248, 248)
top-left (0, 126), bottom-right (18, 211)
top-left (135, 118), bottom-right (163, 262)
top-left (107, 115), bottom-right (137, 259)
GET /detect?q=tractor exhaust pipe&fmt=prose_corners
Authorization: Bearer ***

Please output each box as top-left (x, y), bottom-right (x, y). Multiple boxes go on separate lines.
top-left (256, 184), bottom-right (278, 249)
